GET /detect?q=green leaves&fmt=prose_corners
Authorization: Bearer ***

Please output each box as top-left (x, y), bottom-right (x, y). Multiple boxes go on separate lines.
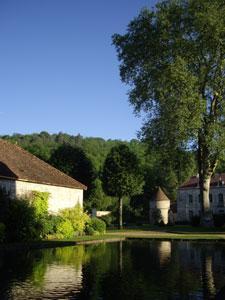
top-left (102, 144), bottom-right (143, 198)
top-left (113, 0), bottom-right (225, 177)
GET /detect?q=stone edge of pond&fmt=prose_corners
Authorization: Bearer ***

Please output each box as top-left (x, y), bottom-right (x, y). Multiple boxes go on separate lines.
top-left (0, 238), bottom-right (126, 252)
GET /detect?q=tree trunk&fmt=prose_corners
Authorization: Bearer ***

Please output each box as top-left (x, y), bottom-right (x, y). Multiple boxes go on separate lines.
top-left (198, 132), bottom-right (217, 226)
top-left (118, 197), bottom-right (123, 229)
top-left (199, 174), bottom-right (213, 226)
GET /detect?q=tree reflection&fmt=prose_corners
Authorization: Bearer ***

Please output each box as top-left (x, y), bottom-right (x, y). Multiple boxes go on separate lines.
top-left (1, 241), bottom-right (225, 299)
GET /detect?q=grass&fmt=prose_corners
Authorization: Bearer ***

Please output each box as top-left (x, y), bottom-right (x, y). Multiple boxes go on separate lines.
top-left (2, 225), bottom-right (225, 252)
top-left (106, 225), bottom-right (225, 240)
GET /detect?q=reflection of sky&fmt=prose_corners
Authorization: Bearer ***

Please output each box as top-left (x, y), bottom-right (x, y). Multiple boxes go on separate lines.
top-left (10, 264), bottom-right (82, 299)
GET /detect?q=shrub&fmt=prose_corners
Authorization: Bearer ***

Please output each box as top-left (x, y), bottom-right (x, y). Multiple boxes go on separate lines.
top-left (99, 214), bottom-right (112, 227)
top-left (0, 223), bottom-right (5, 242)
top-left (4, 199), bottom-right (39, 241)
top-left (46, 215), bottom-right (64, 235)
top-left (151, 209), bottom-right (163, 225)
top-left (213, 214), bottom-right (225, 227)
top-left (29, 191), bottom-right (50, 238)
top-left (85, 217), bottom-right (106, 235)
top-left (55, 219), bottom-right (74, 239)
top-left (59, 204), bottom-right (90, 235)
top-left (191, 215), bottom-right (200, 227)
top-left (30, 191), bottom-right (49, 219)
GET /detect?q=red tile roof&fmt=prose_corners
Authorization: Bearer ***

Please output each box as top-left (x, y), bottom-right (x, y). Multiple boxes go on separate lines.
top-left (0, 139), bottom-right (87, 190)
top-left (179, 173), bottom-right (225, 188)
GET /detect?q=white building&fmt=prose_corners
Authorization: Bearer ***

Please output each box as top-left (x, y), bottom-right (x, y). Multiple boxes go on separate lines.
top-left (149, 187), bottom-right (171, 225)
top-left (177, 174), bottom-right (225, 222)
top-left (0, 139), bottom-right (87, 214)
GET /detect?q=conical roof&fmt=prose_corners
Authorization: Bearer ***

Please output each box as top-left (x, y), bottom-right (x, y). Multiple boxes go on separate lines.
top-left (152, 187), bottom-right (170, 202)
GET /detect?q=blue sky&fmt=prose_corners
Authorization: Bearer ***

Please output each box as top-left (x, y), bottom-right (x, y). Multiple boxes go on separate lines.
top-left (0, 0), bottom-right (158, 140)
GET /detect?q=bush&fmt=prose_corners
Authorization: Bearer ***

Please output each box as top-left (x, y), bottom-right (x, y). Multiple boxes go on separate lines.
top-left (99, 214), bottom-right (112, 227)
top-left (191, 215), bottom-right (200, 227)
top-left (55, 219), bottom-right (74, 239)
top-left (151, 209), bottom-right (163, 225)
top-left (4, 199), bottom-right (39, 241)
top-left (46, 215), bottom-right (64, 235)
top-left (0, 223), bottom-right (5, 242)
top-left (85, 217), bottom-right (106, 235)
top-left (59, 204), bottom-right (90, 235)
top-left (213, 214), bottom-right (225, 227)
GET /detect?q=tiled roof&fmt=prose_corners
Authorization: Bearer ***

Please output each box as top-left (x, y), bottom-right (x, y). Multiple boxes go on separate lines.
top-left (180, 173), bottom-right (225, 188)
top-left (0, 139), bottom-right (87, 190)
top-left (151, 187), bottom-right (170, 202)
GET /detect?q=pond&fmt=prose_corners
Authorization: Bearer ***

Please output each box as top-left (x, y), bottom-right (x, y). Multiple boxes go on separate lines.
top-left (0, 240), bottom-right (225, 299)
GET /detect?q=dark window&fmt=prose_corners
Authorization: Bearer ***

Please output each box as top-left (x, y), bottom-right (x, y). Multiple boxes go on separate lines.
top-left (209, 194), bottom-right (212, 203)
top-left (198, 194), bottom-right (201, 203)
top-left (218, 194), bottom-right (224, 207)
top-left (189, 194), bottom-right (193, 204)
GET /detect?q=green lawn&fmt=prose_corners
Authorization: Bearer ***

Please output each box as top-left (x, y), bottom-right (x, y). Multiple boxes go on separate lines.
top-left (106, 225), bottom-right (225, 240)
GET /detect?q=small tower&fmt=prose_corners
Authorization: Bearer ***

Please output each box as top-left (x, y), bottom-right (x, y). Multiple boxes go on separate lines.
top-left (149, 187), bottom-right (170, 225)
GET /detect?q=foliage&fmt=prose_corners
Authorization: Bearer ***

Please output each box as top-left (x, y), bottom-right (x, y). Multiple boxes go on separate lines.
top-left (50, 144), bottom-right (97, 198)
top-left (0, 132), bottom-right (203, 223)
top-left (102, 144), bottom-right (143, 228)
top-left (102, 144), bottom-right (143, 198)
top-left (30, 191), bottom-right (49, 217)
top-left (85, 217), bottom-right (106, 235)
top-left (55, 219), bottom-right (74, 239)
top-left (87, 178), bottom-right (115, 211)
top-left (0, 223), bottom-right (5, 242)
top-left (113, 0), bottom-right (225, 218)
top-left (99, 214), bottom-right (113, 227)
top-left (4, 199), bottom-right (40, 241)
top-left (46, 215), bottom-right (64, 235)
top-left (59, 204), bottom-right (90, 235)
top-left (0, 190), bottom-right (50, 241)
top-left (151, 209), bottom-right (163, 225)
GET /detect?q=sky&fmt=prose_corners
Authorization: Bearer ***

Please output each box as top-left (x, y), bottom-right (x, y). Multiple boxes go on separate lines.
top-left (0, 0), bottom-right (158, 140)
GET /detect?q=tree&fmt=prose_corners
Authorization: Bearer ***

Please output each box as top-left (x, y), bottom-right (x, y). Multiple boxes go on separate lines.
top-left (113, 0), bottom-right (225, 224)
top-left (50, 144), bottom-right (97, 199)
top-left (102, 144), bottom-right (143, 229)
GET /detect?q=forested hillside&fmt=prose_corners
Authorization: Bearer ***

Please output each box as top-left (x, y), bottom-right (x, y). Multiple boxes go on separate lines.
top-left (1, 132), bottom-right (197, 224)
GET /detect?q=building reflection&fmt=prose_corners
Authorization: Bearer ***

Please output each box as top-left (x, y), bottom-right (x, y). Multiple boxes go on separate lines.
top-left (158, 241), bottom-right (171, 265)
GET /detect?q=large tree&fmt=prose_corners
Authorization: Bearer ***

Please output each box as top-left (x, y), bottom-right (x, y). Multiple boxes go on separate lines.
top-left (102, 144), bottom-right (143, 229)
top-left (50, 144), bottom-right (97, 199)
top-left (113, 0), bottom-right (225, 224)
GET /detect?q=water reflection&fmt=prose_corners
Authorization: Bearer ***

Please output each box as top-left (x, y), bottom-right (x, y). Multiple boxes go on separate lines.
top-left (158, 241), bottom-right (171, 265)
top-left (0, 241), bottom-right (225, 299)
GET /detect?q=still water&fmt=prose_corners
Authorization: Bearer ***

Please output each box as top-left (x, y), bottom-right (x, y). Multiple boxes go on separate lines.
top-left (1, 240), bottom-right (225, 299)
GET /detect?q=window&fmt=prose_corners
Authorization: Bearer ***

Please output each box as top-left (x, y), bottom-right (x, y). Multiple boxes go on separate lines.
top-left (218, 193), bottom-right (224, 207)
top-left (198, 194), bottom-right (201, 203)
top-left (209, 194), bottom-right (212, 203)
top-left (189, 194), bottom-right (193, 204)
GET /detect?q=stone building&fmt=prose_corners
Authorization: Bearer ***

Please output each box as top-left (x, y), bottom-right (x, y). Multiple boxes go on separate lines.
top-left (0, 139), bottom-right (87, 214)
top-left (177, 174), bottom-right (225, 222)
top-left (149, 187), bottom-right (171, 225)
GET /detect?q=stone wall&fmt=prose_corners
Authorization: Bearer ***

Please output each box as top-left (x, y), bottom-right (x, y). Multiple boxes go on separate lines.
top-left (177, 186), bottom-right (225, 222)
top-left (149, 200), bottom-right (170, 225)
top-left (0, 178), bottom-right (83, 214)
